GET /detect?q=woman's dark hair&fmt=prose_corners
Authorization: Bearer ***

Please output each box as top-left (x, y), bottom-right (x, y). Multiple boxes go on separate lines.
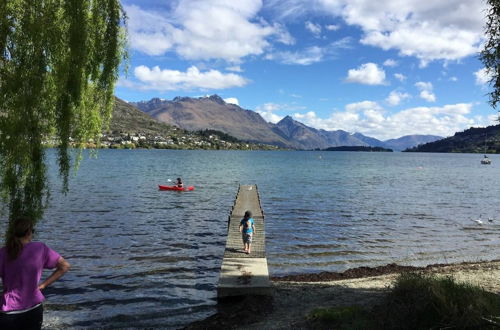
top-left (6, 216), bottom-right (34, 260)
top-left (244, 210), bottom-right (252, 218)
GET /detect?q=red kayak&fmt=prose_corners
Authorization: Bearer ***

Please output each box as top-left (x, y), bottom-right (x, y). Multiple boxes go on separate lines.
top-left (158, 185), bottom-right (195, 191)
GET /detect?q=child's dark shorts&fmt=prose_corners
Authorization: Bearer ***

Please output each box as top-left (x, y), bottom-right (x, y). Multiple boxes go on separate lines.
top-left (242, 233), bottom-right (253, 244)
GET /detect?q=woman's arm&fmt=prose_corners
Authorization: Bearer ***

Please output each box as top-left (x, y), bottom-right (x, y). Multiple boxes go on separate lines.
top-left (38, 257), bottom-right (71, 290)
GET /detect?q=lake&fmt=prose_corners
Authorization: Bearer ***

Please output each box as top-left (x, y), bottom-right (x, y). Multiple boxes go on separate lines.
top-left (2, 150), bottom-right (499, 329)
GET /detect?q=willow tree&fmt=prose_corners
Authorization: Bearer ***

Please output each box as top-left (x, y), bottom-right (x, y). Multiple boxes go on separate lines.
top-left (480, 0), bottom-right (500, 109)
top-left (0, 1), bottom-right (126, 233)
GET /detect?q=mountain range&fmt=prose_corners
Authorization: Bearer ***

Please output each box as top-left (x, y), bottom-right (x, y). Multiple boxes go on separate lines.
top-left (131, 95), bottom-right (443, 151)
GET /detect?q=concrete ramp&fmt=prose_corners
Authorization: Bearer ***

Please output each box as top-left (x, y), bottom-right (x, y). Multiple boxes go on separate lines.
top-left (218, 185), bottom-right (271, 298)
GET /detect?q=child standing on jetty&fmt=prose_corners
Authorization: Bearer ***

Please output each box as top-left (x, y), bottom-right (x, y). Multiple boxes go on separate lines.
top-left (239, 211), bottom-right (255, 254)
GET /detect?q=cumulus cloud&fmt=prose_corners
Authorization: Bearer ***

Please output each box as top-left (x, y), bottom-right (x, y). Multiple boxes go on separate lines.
top-left (265, 0), bottom-right (485, 64)
top-left (386, 90), bottom-right (411, 106)
top-left (394, 73), bottom-right (407, 82)
top-left (415, 81), bottom-right (436, 102)
top-left (383, 59), bottom-right (398, 67)
top-left (224, 97), bottom-right (240, 105)
top-left (132, 65), bottom-right (249, 91)
top-left (124, 5), bottom-right (175, 56)
top-left (124, 1), bottom-right (285, 62)
top-left (256, 102), bottom-right (307, 123)
top-left (255, 103), bottom-right (286, 123)
top-left (474, 68), bottom-right (492, 85)
top-left (226, 65), bottom-right (243, 72)
top-left (325, 24), bottom-right (340, 31)
top-left (420, 90), bottom-right (436, 102)
top-left (305, 21), bottom-right (322, 37)
top-left (291, 101), bottom-right (490, 140)
top-left (345, 63), bottom-right (386, 85)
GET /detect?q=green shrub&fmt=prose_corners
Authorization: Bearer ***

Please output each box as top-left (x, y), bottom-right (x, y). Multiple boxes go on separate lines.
top-left (378, 273), bottom-right (500, 329)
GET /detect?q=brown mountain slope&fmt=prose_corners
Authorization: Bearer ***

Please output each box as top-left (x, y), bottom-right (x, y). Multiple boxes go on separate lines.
top-left (132, 95), bottom-right (292, 147)
top-left (109, 97), bottom-right (180, 136)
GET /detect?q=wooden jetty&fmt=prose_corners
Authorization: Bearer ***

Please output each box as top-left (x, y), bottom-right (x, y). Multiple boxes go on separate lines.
top-left (217, 184), bottom-right (272, 298)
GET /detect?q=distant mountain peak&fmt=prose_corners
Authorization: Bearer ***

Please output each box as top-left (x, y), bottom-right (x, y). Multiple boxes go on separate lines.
top-left (277, 115), bottom-right (294, 124)
top-left (148, 97), bottom-right (166, 104)
top-left (173, 96), bottom-right (192, 103)
top-left (207, 94), bottom-right (226, 105)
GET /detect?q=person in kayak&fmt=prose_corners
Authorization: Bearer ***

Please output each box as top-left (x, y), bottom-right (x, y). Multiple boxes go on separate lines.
top-left (239, 210), bottom-right (255, 254)
top-left (0, 217), bottom-right (70, 330)
top-left (176, 178), bottom-right (183, 188)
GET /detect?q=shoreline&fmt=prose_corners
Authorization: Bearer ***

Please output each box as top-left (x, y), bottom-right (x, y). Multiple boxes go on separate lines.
top-left (185, 259), bottom-right (500, 330)
top-left (270, 258), bottom-right (500, 282)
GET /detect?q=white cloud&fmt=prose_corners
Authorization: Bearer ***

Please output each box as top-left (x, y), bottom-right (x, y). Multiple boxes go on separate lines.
top-left (383, 59), bottom-right (398, 67)
top-left (132, 65), bottom-right (249, 91)
top-left (224, 97), bottom-right (240, 105)
top-left (266, 0), bottom-right (486, 64)
top-left (226, 65), bottom-right (243, 72)
top-left (256, 102), bottom-right (307, 123)
top-left (124, 5), bottom-right (175, 56)
top-left (394, 73), bottom-right (407, 82)
top-left (325, 24), bottom-right (340, 31)
top-left (305, 21), bottom-right (322, 37)
top-left (291, 101), bottom-right (491, 140)
top-left (345, 63), bottom-right (386, 85)
top-left (272, 23), bottom-right (296, 45)
top-left (266, 46), bottom-right (324, 65)
top-left (331, 37), bottom-right (353, 49)
top-left (386, 90), bottom-right (411, 106)
top-left (449, 76), bottom-right (458, 82)
top-left (415, 81), bottom-right (436, 102)
top-left (415, 82), bottom-right (432, 91)
top-left (419, 90), bottom-right (436, 102)
top-left (474, 68), bottom-right (492, 85)
top-left (124, 1), bottom-right (283, 62)
top-left (255, 103), bottom-right (286, 123)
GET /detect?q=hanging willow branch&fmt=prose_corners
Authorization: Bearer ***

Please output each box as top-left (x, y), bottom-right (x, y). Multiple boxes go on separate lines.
top-left (480, 0), bottom-right (500, 109)
top-left (0, 0), bottom-right (126, 231)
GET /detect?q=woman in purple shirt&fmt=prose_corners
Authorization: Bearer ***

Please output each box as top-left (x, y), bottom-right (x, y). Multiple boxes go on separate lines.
top-left (0, 217), bottom-right (70, 330)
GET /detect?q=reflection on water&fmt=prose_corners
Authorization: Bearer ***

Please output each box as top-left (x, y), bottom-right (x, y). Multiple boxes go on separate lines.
top-left (1, 150), bottom-right (498, 328)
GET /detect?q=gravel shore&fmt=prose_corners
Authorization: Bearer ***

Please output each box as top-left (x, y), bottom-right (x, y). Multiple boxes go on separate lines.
top-left (186, 260), bottom-right (500, 330)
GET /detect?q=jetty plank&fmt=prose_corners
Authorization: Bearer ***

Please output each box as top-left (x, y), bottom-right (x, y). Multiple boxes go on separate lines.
top-left (218, 185), bottom-right (271, 298)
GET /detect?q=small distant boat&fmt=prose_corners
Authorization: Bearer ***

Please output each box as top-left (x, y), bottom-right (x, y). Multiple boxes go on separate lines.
top-left (480, 133), bottom-right (491, 165)
top-left (481, 155), bottom-right (491, 165)
top-left (159, 185), bottom-right (195, 191)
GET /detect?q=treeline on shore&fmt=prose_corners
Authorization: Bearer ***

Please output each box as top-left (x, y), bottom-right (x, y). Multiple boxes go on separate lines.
top-left (42, 129), bottom-right (281, 151)
top-left (405, 124), bottom-right (500, 153)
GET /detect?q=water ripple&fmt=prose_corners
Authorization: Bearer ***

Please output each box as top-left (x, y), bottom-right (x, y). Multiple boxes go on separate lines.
top-left (26, 149), bottom-right (500, 329)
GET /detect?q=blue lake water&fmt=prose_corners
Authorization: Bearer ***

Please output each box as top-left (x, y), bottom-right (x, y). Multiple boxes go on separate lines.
top-left (1, 149), bottom-right (499, 329)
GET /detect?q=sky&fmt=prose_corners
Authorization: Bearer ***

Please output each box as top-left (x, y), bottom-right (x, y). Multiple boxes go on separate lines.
top-left (116, 0), bottom-right (497, 140)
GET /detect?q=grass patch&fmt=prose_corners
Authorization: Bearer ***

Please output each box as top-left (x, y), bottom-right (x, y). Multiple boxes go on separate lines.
top-left (377, 272), bottom-right (500, 329)
top-left (306, 273), bottom-right (500, 330)
top-left (307, 305), bottom-right (372, 330)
